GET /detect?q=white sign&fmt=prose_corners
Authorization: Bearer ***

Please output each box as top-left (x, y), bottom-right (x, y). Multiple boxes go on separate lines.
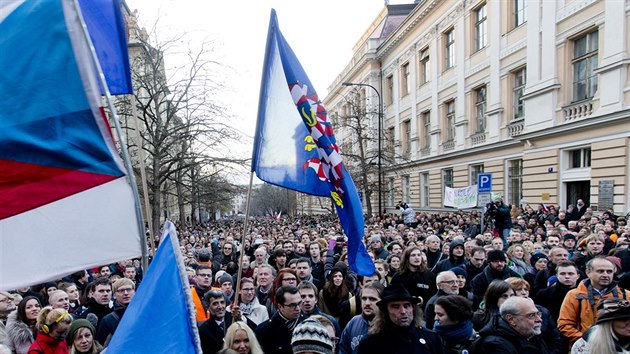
top-left (444, 185), bottom-right (478, 209)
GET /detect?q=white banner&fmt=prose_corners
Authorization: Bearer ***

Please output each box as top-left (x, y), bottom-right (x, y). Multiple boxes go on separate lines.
top-left (444, 185), bottom-right (478, 209)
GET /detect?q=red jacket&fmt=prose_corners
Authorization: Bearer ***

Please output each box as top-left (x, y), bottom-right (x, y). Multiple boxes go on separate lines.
top-left (28, 332), bottom-right (68, 354)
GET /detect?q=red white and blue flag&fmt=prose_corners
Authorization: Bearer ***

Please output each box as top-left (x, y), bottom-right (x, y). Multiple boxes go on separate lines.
top-left (0, 0), bottom-right (141, 290)
top-left (252, 10), bottom-right (374, 275)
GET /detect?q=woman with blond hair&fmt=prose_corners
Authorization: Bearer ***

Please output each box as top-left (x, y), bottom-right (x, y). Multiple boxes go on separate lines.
top-left (27, 306), bottom-right (72, 354)
top-left (223, 321), bottom-right (264, 354)
top-left (506, 244), bottom-right (531, 276)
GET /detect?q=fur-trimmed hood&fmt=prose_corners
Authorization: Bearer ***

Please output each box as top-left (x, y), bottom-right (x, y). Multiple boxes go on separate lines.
top-left (5, 310), bottom-right (35, 353)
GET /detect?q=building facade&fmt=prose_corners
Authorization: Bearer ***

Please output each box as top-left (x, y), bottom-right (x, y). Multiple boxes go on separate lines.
top-left (324, 0), bottom-right (630, 215)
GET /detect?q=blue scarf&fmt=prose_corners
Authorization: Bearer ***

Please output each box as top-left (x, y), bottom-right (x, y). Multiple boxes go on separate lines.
top-left (434, 320), bottom-right (473, 343)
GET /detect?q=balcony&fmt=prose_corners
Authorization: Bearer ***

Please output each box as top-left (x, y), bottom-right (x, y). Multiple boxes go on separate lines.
top-left (507, 118), bottom-right (524, 137)
top-left (471, 132), bottom-right (486, 145)
top-left (563, 100), bottom-right (593, 122)
top-left (442, 140), bottom-right (455, 151)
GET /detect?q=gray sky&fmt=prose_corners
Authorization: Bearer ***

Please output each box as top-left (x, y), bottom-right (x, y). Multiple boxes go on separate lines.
top-left (125, 0), bottom-right (397, 179)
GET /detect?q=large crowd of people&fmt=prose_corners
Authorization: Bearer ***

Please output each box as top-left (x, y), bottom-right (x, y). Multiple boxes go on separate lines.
top-left (1, 197), bottom-right (629, 354)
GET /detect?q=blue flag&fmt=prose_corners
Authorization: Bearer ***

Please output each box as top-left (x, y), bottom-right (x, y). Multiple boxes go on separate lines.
top-left (106, 222), bottom-right (202, 353)
top-left (252, 10), bottom-right (374, 276)
top-left (78, 0), bottom-right (133, 95)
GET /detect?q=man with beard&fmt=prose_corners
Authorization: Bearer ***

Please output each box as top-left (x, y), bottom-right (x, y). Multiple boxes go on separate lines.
top-left (433, 239), bottom-right (466, 274)
top-left (190, 265), bottom-right (213, 322)
top-left (558, 257), bottom-right (630, 345)
top-left (473, 297), bottom-right (548, 353)
top-left (96, 278), bottom-right (135, 346)
top-left (357, 284), bottom-right (443, 354)
top-left (471, 250), bottom-right (520, 298)
top-left (339, 282), bottom-right (384, 354)
top-left (295, 258), bottom-right (322, 290)
top-left (534, 260), bottom-right (580, 321)
top-left (369, 234), bottom-right (389, 260)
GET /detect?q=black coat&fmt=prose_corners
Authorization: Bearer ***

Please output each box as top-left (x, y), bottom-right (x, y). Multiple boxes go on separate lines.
top-left (534, 283), bottom-right (574, 322)
top-left (473, 315), bottom-right (549, 354)
top-left (198, 312), bottom-right (256, 354)
top-left (471, 266), bottom-right (521, 298)
top-left (357, 325), bottom-right (444, 354)
top-left (390, 270), bottom-right (436, 309)
top-left (95, 304), bottom-right (126, 345)
top-left (255, 312), bottom-right (306, 354)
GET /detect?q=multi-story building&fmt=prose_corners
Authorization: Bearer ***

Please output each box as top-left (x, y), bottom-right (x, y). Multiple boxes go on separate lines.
top-left (325, 0), bottom-right (630, 215)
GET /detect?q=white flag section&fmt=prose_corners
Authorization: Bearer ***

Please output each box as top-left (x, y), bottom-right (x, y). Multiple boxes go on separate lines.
top-left (106, 221), bottom-right (202, 353)
top-left (444, 185), bottom-right (479, 209)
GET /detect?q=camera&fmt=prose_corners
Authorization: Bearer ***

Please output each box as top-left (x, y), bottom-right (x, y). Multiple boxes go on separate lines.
top-left (395, 201), bottom-right (407, 210)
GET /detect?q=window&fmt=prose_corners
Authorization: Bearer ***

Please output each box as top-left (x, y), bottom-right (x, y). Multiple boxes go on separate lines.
top-left (513, 68), bottom-right (526, 120)
top-left (422, 111), bottom-right (431, 148)
top-left (401, 63), bottom-right (411, 96)
top-left (514, 0), bottom-right (527, 28)
top-left (421, 172), bottom-right (430, 208)
top-left (385, 75), bottom-right (394, 105)
top-left (475, 86), bottom-right (487, 133)
top-left (388, 177), bottom-right (395, 206)
top-left (402, 120), bottom-right (411, 156)
top-left (445, 100), bottom-right (455, 141)
top-left (402, 175), bottom-right (410, 203)
top-left (419, 48), bottom-right (430, 84)
top-left (386, 127), bottom-right (395, 159)
top-left (443, 168), bottom-right (453, 188)
top-left (508, 159), bottom-right (523, 205)
top-left (470, 164), bottom-right (484, 185)
top-left (572, 30), bottom-right (598, 102)
top-left (444, 29), bottom-right (455, 70)
top-left (570, 148), bottom-right (591, 168)
top-left (474, 4), bottom-right (487, 51)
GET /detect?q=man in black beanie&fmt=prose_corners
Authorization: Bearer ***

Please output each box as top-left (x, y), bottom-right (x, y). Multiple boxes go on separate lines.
top-left (471, 250), bottom-right (520, 297)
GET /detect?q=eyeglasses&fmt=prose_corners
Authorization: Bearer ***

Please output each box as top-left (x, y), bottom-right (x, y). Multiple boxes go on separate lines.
top-left (0, 298), bottom-right (13, 304)
top-left (282, 301), bottom-right (302, 309)
top-left (241, 288), bottom-right (256, 292)
top-left (514, 311), bottom-right (542, 320)
top-left (439, 280), bottom-right (457, 286)
top-left (116, 288), bottom-right (135, 294)
top-left (197, 273), bottom-right (213, 278)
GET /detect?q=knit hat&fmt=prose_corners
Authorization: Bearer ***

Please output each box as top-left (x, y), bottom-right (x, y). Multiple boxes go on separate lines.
top-left (487, 250), bottom-right (506, 263)
top-left (291, 319), bottom-right (334, 354)
top-left (606, 256), bottom-right (622, 272)
top-left (450, 267), bottom-right (467, 279)
top-left (563, 234), bottom-right (577, 241)
top-left (327, 264), bottom-right (347, 281)
top-left (219, 273), bottom-right (233, 286)
top-left (66, 319), bottom-right (95, 345)
top-left (596, 298), bottom-right (630, 325)
top-left (529, 252), bottom-right (549, 267)
top-left (369, 234), bottom-right (382, 243)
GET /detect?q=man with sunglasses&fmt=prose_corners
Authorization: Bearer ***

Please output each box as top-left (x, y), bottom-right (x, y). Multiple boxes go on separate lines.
top-left (473, 296), bottom-right (548, 353)
top-left (256, 285), bottom-right (306, 354)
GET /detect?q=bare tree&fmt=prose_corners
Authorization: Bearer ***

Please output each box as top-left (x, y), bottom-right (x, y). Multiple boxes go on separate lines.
top-left (117, 20), bottom-right (246, 234)
top-left (250, 184), bottom-right (297, 217)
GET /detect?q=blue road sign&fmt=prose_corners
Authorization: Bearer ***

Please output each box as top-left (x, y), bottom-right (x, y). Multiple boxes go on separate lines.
top-left (478, 173), bottom-right (492, 193)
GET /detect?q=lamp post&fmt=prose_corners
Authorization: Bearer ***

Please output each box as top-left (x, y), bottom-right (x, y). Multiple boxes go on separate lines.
top-left (342, 82), bottom-right (383, 217)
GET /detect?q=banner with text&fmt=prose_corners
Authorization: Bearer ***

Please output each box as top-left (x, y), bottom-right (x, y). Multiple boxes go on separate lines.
top-left (444, 185), bottom-right (478, 209)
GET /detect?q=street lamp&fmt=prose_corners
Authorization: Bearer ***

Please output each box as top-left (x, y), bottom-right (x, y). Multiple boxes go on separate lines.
top-left (342, 82), bottom-right (383, 217)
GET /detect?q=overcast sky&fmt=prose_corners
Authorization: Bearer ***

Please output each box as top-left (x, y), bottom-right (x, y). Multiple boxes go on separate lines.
top-left (125, 0), bottom-right (402, 179)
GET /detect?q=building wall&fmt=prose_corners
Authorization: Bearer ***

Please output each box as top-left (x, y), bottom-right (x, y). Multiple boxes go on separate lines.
top-left (323, 0), bottom-right (630, 215)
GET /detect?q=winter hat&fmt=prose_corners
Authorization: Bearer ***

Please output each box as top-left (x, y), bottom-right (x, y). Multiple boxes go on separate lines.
top-left (291, 319), bottom-right (334, 354)
top-left (563, 234), bottom-right (577, 241)
top-left (547, 275), bottom-right (558, 287)
top-left (66, 319), bottom-right (95, 345)
top-left (369, 234), bottom-right (382, 243)
top-left (487, 250), bottom-right (507, 263)
top-left (450, 267), bottom-right (467, 279)
top-left (606, 256), bottom-right (622, 272)
top-left (219, 273), bottom-right (233, 286)
top-left (529, 252), bottom-right (549, 267)
top-left (596, 298), bottom-right (630, 325)
top-left (214, 270), bottom-right (226, 284)
top-left (450, 239), bottom-right (465, 250)
top-left (327, 264), bottom-right (347, 281)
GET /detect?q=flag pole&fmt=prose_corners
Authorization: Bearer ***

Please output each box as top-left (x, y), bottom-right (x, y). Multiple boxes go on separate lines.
top-left (72, 0), bottom-right (149, 271)
top-left (234, 171), bottom-right (255, 309)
